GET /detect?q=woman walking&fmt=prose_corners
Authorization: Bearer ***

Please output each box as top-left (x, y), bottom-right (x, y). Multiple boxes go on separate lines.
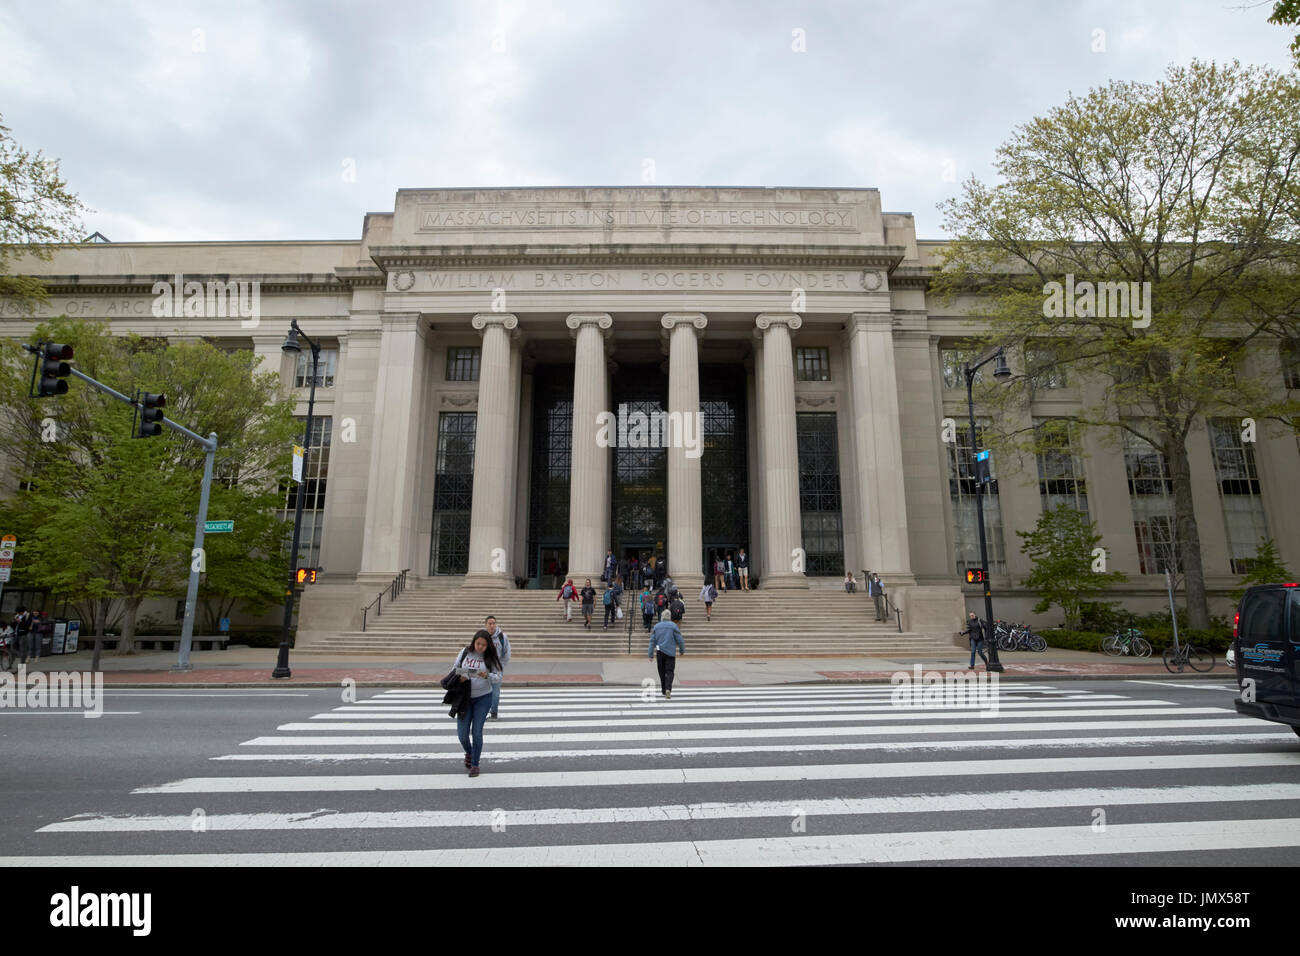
top-left (648, 609), bottom-right (686, 699)
top-left (699, 579), bottom-right (717, 621)
top-left (453, 629), bottom-right (503, 777)
top-left (556, 578), bottom-right (578, 621)
top-left (580, 578), bottom-right (597, 630)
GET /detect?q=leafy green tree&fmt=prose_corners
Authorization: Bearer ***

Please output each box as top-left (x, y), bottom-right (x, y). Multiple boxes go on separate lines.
top-left (1269, 0), bottom-right (1300, 66)
top-left (1229, 537), bottom-right (1296, 604)
top-left (0, 115), bottom-right (88, 309)
top-left (933, 60), bottom-right (1300, 629)
top-left (0, 319), bottom-right (298, 663)
top-left (1018, 504), bottom-right (1128, 629)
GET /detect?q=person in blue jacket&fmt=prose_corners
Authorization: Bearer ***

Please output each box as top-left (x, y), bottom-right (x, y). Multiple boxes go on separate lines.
top-left (648, 609), bottom-right (685, 699)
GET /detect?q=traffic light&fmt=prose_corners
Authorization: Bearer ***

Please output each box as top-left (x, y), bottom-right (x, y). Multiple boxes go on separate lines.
top-left (36, 343), bottom-right (74, 397)
top-left (137, 393), bottom-right (166, 438)
top-left (965, 568), bottom-right (987, 584)
top-left (296, 567), bottom-right (318, 585)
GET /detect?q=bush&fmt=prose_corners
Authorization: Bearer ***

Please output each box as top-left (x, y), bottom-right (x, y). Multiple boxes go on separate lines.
top-left (1078, 602), bottom-right (1127, 632)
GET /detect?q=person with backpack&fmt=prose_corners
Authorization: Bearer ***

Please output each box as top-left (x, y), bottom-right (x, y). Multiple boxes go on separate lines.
top-left (484, 614), bottom-right (510, 719)
top-left (557, 578), bottom-right (578, 621)
top-left (963, 611), bottom-right (989, 670)
top-left (699, 579), bottom-right (717, 621)
top-left (669, 591), bottom-right (685, 623)
top-left (602, 583), bottom-right (617, 629)
top-left (580, 578), bottom-right (597, 630)
top-left (641, 586), bottom-right (655, 631)
top-left (452, 629), bottom-right (503, 777)
top-left (648, 609), bottom-right (686, 699)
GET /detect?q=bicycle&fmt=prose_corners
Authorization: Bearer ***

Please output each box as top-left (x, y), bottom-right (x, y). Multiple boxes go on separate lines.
top-left (1101, 627), bottom-right (1152, 658)
top-left (1163, 640), bottom-right (1213, 674)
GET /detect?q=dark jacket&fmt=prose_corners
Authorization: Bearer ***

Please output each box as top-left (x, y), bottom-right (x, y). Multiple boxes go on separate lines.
top-left (442, 678), bottom-right (472, 717)
top-left (963, 618), bottom-right (985, 643)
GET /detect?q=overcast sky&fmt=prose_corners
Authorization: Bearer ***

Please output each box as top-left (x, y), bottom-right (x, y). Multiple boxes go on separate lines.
top-left (0, 0), bottom-right (1292, 243)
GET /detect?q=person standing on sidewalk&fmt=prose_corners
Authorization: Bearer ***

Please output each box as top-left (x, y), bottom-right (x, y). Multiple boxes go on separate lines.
top-left (454, 629), bottom-right (503, 777)
top-left (484, 615), bottom-right (510, 720)
top-left (13, 607), bottom-right (32, 666)
top-left (963, 611), bottom-right (989, 670)
top-left (699, 579), bottom-right (717, 621)
top-left (648, 609), bottom-right (685, 699)
top-left (869, 572), bottom-right (886, 621)
top-left (580, 578), bottom-right (597, 630)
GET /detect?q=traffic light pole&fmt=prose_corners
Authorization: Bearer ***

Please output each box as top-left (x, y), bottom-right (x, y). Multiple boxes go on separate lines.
top-left (965, 355), bottom-right (1004, 673)
top-left (24, 348), bottom-right (219, 672)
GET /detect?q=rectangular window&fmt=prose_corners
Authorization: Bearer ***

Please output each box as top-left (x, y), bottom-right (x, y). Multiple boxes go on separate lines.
top-left (280, 416), bottom-right (332, 569)
top-left (946, 420), bottom-right (1006, 575)
top-left (446, 346), bottom-right (481, 382)
top-left (1026, 344), bottom-right (1066, 389)
top-left (294, 348), bottom-right (337, 388)
top-left (1282, 339), bottom-right (1300, 390)
top-left (795, 347), bottom-right (830, 382)
top-left (1209, 418), bottom-right (1268, 574)
top-left (940, 347), bottom-right (982, 389)
top-left (795, 413), bottom-right (844, 575)
top-left (430, 412), bottom-right (476, 575)
top-left (1034, 418), bottom-right (1088, 516)
top-left (1123, 429), bottom-right (1178, 574)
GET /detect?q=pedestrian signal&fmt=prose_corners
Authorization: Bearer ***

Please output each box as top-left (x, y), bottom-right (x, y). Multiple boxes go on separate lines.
top-left (965, 568), bottom-right (987, 584)
top-left (296, 568), bottom-right (318, 585)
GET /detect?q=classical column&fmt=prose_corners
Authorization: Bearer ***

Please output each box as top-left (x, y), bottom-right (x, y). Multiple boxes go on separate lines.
top-left (752, 336), bottom-right (767, 579)
top-left (755, 314), bottom-right (808, 588)
top-left (360, 313), bottom-right (430, 576)
top-left (464, 313), bottom-right (519, 588)
top-left (846, 313), bottom-right (914, 583)
top-left (566, 313), bottom-right (613, 583)
top-left (662, 313), bottom-right (707, 583)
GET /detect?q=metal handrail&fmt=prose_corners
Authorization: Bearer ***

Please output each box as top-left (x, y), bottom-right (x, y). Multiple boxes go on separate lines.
top-left (361, 568), bottom-right (411, 632)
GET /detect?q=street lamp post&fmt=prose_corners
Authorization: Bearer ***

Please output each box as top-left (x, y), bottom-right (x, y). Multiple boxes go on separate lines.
top-left (272, 320), bottom-right (320, 680)
top-left (964, 347), bottom-right (1012, 673)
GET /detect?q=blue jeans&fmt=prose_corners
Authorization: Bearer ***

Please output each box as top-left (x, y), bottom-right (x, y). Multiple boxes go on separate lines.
top-left (457, 692), bottom-right (492, 766)
top-left (490, 680), bottom-right (501, 716)
top-left (969, 638), bottom-right (988, 669)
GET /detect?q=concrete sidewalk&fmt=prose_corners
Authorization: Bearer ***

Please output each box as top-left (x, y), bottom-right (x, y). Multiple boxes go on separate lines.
top-left (7, 644), bottom-right (1233, 687)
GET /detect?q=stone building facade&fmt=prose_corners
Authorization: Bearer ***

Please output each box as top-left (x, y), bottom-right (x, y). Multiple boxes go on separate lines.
top-left (4, 186), bottom-right (1298, 638)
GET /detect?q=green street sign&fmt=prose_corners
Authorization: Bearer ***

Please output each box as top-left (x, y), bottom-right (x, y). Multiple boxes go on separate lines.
top-left (205, 520), bottom-right (235, 534)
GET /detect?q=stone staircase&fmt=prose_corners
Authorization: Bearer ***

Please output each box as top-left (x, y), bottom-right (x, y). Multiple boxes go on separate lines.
top-left (298, 578), bottom-right (959, 657)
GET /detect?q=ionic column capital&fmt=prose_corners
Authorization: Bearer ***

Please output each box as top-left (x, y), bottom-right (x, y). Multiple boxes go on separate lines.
top-left (471, 313), bottom-right (519, 334)
top-left (565, 313), bottom-right (613, 339)
top-left (660, 313), bottom-right (708, 333)
top-left (755, 313), bottom-right (803, 332)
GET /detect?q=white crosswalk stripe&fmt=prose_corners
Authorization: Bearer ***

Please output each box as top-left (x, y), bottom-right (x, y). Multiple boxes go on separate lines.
top-left (17, 682), bottom-right (1300, 866)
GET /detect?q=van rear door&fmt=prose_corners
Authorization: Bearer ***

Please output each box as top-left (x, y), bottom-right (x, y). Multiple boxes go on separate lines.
top-left (1238, 586), bottom-right (1291, 706)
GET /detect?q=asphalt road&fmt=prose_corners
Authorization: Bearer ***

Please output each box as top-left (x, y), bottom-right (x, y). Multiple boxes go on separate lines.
top-left (2, 678), bottom-right (1299, 865)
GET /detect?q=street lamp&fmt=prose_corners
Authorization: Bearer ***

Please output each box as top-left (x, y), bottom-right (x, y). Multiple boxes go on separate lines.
top-left (965, 346), bottom-right (1012, 673)
top-left (273, 320), bottom-right (320, 680)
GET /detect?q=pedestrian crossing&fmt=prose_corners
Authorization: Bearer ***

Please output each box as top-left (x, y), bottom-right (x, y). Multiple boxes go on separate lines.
top-left (10, 681), bottom-right (1300, 865)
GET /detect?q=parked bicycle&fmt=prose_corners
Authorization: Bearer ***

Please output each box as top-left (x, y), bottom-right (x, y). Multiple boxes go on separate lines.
top-left (1101, 627), bottom-right (1152, 658)
top-left (993, 620), bottom-right (1047, 652)
top-left (1163, 640), bottom-right (1213, 674)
